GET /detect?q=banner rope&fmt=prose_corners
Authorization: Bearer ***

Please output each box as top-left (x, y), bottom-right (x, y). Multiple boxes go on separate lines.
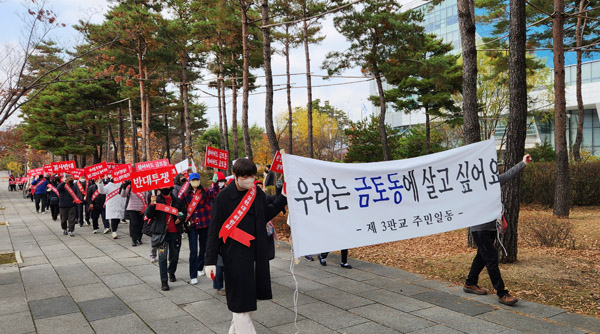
top-left (289, 242), bottom-right (300, 334)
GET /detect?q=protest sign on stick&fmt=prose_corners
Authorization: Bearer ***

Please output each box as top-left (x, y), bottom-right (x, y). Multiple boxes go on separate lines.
top-left (270, 150), bottom-right (283, 174)
top-left (51, 160), bottom-right (76, 174)
top-left (84, 162), bottom-right (109, 179)
top-left (283, 138), bottom-right (502, 257)
top-left (130, 166), bottom-right (176, 192)
top-left (205, 146), bottom-right (229, 170)
top-left (112, 164), bottom-right (133, 183)
top-left (135, 159), bottom-right (170, 172)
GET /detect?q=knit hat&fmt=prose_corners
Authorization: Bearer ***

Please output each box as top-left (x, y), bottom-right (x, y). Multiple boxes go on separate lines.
top-left (216, 172), bottom-right (226, 181)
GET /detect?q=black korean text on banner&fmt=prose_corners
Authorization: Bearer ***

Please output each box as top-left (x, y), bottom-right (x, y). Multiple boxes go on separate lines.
top-left (282, 138), bottom-right (502, 257)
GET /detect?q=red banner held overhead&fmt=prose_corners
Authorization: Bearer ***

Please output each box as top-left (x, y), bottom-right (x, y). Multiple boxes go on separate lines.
top-left (27, 167), bottom-right (44, 177)
top-left (205, 146), bottom-right (229, 170)
top-left (270, 151), bottom-right (283, 174)
top-left (51, 160), bottom-right (76, 174)
top-left (71, 168), bottom-right (84, 179)
top-left (84, 162), bottom-right (109, 179)
top-left (43, 164), bottom-right (53, 174)
top-left (135, 159), bottom-right (170, 172)
top-left (130, 166), bottom-right (176, 193)
top-left (112, 164), bottom-right (133, 183)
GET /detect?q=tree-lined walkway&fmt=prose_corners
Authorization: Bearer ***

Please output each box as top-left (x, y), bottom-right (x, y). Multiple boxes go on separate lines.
top-left (0, 171), bottom-right (598, 334)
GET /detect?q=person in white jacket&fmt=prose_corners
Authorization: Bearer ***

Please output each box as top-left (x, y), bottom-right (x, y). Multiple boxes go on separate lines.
top-left (98, 176), bottom-right (126, 239)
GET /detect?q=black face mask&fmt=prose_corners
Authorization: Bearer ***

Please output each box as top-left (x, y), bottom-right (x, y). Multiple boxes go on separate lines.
top-left (67, 180), bottom-right (74, 185)
top-left (160, 188), bottom-right (171, 196)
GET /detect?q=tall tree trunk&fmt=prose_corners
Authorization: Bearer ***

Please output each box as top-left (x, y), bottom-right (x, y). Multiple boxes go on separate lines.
top-left (285, 25), bottom-right (293, 154)
top-left (501, 0), bottom-right (528, 263)
top-left (137, 47), bottom-right (147, 161)
top-left (425, 106), bottom-right (430, 154)
top-left (128, 99), bottom-right (138, 164)
top-left (144, 67), bottom-right (151, 161)
top-left (240, 0), bottom-right (253, 160)
top-left (374, 66), bottom-right (389, 160)
top-left (217, 75), bottom-right (225, 150)
top-left (553, 0), bottom-right (570, 218)
top-left (164, 114), bottom-right (170, 160)
top-left (457, 0), bottom-right (481, 145)
top-left (118, 106), bottom-right (125, 163)
top-left (302, 1), bottom-right (314, 158)
top-left (182, 54), bottom-right (192, 162)
top-left (179, 84), bottom-right (186, 161)
top-left (219, 54), bottom-right (230, 157)
top-left (231, 54), bottom-right (239, 161)
top-left (108, 122), bottom-right (118, 163)
top-left (262, 0), bottom-right (279, 157)
top-left (572, 0), bottom-right (586, 161)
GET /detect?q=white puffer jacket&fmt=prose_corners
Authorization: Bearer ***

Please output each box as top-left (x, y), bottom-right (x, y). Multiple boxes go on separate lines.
top-left (98, 182), bottom-right (125, 220)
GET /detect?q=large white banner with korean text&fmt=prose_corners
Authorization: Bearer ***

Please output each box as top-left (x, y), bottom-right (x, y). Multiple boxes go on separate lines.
top-left (283, 138), bottom-right (502, 257)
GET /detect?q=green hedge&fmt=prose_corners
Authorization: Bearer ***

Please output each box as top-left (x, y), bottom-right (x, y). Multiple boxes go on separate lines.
top-left (520, 161), bottom-right (600, 206)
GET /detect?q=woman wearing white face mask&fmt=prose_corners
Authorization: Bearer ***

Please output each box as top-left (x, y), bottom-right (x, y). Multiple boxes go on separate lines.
top-left (184, 172), bottom-right (221, 285)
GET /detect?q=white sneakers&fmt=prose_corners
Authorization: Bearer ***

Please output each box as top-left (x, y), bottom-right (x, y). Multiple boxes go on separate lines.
top-left (93, 229), bottom-right (98, 234)
top-left (190, 278), bottom-right (198, 285)
top-left (198, 270), bottom-right (205, 277)
top-left (103, 228), bottom-right (110, 234)
top-left (112, 232), bottom-right (118, 239)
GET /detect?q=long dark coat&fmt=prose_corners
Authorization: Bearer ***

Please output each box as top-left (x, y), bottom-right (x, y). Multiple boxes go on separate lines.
top-left (205, 183), bottom-right (287, 313)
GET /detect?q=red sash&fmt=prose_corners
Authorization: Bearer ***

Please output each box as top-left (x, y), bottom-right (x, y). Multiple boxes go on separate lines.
top-left (178, 182), bottom-right (190, 199)
top-left (91, 189), bottom-right (100, 202)
top-left (77, 181), bottom-right (87, 200)
top-left (48, 184), bottom-right (59, 197)
top-left (156, 203), bottom-right (178, 215)
top-left (65, 184), bottom-right (82, 204)
top-left (219, 185), bottom-right (256, 247)
top-left (104, 188), bottom-right (119, 208)
top-left (186, 190), bottom-right (203, 221)
top-left (30, 182), bottom-right (38, 194)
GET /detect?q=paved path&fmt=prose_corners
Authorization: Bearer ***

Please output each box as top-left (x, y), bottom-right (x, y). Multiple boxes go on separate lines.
top-left (0, 172), bottom-right (599, 334)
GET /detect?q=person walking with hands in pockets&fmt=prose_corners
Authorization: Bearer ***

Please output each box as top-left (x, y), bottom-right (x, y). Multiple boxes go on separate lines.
top-left (146, 187), bottom-right (186, 291)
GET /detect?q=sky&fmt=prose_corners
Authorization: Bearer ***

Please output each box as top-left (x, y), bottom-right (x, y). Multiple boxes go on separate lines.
top-left (0, 0), bottom-right (376, 130)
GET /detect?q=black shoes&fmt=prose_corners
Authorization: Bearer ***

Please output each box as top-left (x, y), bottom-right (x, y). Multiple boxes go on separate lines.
top-left (318, 255), bottom-right (327, 266)
top-left (137, 240), bottom-right (143, 245)
top-left (132, 240), bottom-right (138, 247)
top-left (340, 262), bottom-right (352, 269)
top-left (161, 280), bottom-right (170, 291)
top-left (169, 273), bottom-right (176, 282)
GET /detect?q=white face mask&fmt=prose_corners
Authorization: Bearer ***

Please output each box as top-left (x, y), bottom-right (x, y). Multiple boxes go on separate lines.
top-left (79, 178), bottom-right (86, 183)
top-left (218, 181), bottom-right (226, 189)
top-left (190, 180), bottom-right (201, 188)
top-left (236, 177), bottom-right (254, 190)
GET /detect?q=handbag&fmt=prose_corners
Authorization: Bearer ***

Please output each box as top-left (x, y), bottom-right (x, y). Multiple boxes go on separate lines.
top-left (151, 230), bottom-right (167, 247)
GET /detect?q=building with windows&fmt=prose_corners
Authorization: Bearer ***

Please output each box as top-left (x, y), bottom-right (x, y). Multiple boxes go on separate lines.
top-left (373, 0), bottom-right (600, 156)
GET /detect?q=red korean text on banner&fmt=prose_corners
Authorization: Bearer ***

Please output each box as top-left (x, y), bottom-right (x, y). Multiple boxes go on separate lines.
top-left (135, 158), bottom-right (170, 172)
top-left (84, 162), bottom-right (109, 179)
top-left (205, 146), bottom-right (229, 170)
top-left (270, 150), bottom-right (283, 174)
top-left (43, 164), bottom-right (53, 174)
top-left (28, 167), bottom-right (44, 177)
top-left (112, 164), bottom-right (133, 183)
top-left (71, 168), bottom-right (85, 179)
top-left (51, 160), bottom-right (76, 174)
top-left (130, 166), bottom-right (177, 193)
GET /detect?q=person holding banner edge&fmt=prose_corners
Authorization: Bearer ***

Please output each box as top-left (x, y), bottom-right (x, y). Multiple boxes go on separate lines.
top-left (463, 154), bottom-right (532, 306)
top-left (205, 158), bottom-right (287, 333)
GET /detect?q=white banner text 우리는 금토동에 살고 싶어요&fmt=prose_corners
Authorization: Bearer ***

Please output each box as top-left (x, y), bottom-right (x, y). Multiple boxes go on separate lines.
top-left (282, 138), bottom-right (502, 257)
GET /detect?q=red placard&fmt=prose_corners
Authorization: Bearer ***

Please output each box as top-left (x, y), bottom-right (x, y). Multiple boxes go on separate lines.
top-left (84, 162), bottom-right (109, 179)
top-left (71, 168), bottom-right (84, 179)
top-left (27, 167), bottom-right (44, 177)
top-left (270, 151), bottom-right (283, 174)
top-left (130, 166), bottom-right (176, 192)
top-left (51, 160), bottom-right (76, 174)
top-left (43, 164), bottom-right (53, 174)
top-left (112, 164), bottom-right (133, 183)
top-left (135, 159), bottom-right (170, 172)
top-left (205, 146), bottom-right (229, 170)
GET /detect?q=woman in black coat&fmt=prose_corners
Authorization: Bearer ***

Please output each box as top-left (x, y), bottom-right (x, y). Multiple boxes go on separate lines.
top-left (205, 159), bottom-right (286, 332)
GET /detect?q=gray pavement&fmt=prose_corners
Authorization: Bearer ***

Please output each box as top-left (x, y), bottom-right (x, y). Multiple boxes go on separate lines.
top-left (1, 171), bottom-right (599, 334)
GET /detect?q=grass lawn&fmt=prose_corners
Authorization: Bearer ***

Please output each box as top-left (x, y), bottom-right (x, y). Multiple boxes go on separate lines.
top-left (272, 205), bottom-right (600, 318)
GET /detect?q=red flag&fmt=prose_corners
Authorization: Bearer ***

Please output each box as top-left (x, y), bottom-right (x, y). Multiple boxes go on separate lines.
top-left (205, 146), bottom-right (229, 170)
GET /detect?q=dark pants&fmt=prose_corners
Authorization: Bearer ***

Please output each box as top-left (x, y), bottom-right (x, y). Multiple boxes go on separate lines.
top-left (466, 230), bottom-right (508, 297)
top-left (127, 210), bottom-right (144, 242)
top-left (77, 203), bottom-right (90, 225)
top-left (188, 227), bottom-right (209, 279)
top-left (110, 219), bottom-right (120, 232)
top-left (320, 249), bottom-right (348, 263)
top-left (60, 206), bottom-right (77, 232)
top-left (159, 232), bottom-right (181, 282)
top-left (213, 265), bottom-right (224, 290)
top-left (50, 204), bottom-right (59, 220)
top-left (34, 194), bottom-right (47, 213)
top-left (91, 208), bottom-right (107, 230)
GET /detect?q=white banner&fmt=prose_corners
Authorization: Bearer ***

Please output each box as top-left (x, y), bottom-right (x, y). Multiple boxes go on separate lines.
top-left (175, 159), bottom-right (197, 174)
top-left (282, 138), bottom-right (502, 257)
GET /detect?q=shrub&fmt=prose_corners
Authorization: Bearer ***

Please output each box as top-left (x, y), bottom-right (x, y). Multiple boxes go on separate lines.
top-left (520, 211), bottom-right (575, 248)
top-left (520, 161), bottom-right (600, 206)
